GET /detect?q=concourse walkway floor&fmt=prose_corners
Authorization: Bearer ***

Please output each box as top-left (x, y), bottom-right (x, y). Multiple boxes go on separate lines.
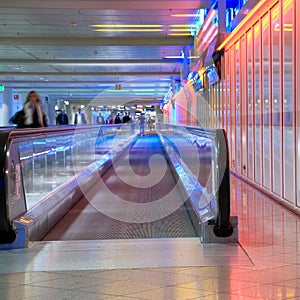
top-left (1, 174), bottom-right (300, 299)
top-left (42, 134), bottom-right (197, 241)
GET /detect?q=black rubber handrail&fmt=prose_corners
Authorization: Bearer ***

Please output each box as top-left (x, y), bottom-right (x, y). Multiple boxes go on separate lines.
top-left (0, 130), bottom-right (16, 243)
top-left (212, 129), bottom-right (232, 237)
top-left (185, 127), bottom-right (233, 237)
top-left (160, 124), bottom-right (233, 237)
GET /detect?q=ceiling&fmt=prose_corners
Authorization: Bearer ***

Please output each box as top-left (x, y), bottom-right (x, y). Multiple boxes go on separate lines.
top-left (0, 0), bottom-right (214, 107)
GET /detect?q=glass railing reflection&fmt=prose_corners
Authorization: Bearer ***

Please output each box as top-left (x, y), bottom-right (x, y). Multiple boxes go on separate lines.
top-left (156, 124), bottom-right (230, 232)
top-left (19, 124), bottom-right (135, 210)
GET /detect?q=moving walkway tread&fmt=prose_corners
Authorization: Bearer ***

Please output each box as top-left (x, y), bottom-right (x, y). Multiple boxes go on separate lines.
top-left (42, 134), bottom-right (197, 241)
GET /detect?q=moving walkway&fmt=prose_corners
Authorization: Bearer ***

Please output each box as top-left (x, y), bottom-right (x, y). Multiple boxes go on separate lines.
top-left (0, 123), bottom-right (237, 249)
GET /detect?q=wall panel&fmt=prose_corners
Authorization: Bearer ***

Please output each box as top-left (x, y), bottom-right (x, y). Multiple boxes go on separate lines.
top-left (271, 3), bottom-right (281, 196)
top-left (262, 13), bottom-right (271, 190)
top-left (247, 29), bottom-right (254, 180)
top-left (282, 0), bottom-right (295, 203)
top-left (254, 21), bottom-right (262, 185)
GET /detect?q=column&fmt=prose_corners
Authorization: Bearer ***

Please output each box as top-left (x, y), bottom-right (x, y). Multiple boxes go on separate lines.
top-left (155, 105), bottom-right (163, 123)
top-left (44, 97), bottom-right (56, 126)
top-left (218, 0), bottom-right (226, 35)
top-left (2, 88), bottom-right (13, 126)
top-left (180, 46), bottom-right (190, 84)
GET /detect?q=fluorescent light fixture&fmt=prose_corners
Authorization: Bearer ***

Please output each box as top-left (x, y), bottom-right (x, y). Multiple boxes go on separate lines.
top-left (202, 9), bottom-right (217, 32)
top-left (135, 93), bottom-right (159, 96)
top-left (274, 23), bottom-right (293, 31)
top-left (202, 25), bottom-right (217, 43)
top-left (164, 56), bottom-right (183, 59)
top-left (169, 24), bottom-right (196, 28)
top-left (171, 14), bottom-right (201, 17)
top-left (102, 89), bottom-right (167, 93)
top-left (169, 28), bottom-right (193, 32)
top-left (52, 62), bottom-right (165, 66)
top-left (168, 33), bottom-right (192, 36)
top-left (125, 83), bottom-right (169, 87)
top-left (94, 29), bottom-right (163, 32)
top-left (90, 24), bottom-right (162, 28)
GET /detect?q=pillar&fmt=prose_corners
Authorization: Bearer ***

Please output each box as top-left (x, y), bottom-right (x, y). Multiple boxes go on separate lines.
top-left (2, 88), bottom-right (13, 126)
top-left (44, 97), bottom-right (56, 126)
top-left (180, 46), bottom-right (190, 84)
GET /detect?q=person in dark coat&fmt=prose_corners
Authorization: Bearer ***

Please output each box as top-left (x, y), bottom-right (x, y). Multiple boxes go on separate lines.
top-left (122, 112), bottom-right (131, 123)
top-left (114, 113), bottom-right (122, 124)
top-left (56, 109), bottom-right (69, 125)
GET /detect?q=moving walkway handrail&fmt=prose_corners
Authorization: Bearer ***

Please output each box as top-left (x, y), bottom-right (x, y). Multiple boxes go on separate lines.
top-left (0, 130), bottom-right (16, 243)
top-left (0, 124), bottom-right (134, 245)
top-left (158, 124), bottom-right (233, 237)
top-left (0, 126), bottom-right (91, 244)
top-left (1, 123), bottom-right (232, 244)
top-left (187, 127), bottom-right (232, 237)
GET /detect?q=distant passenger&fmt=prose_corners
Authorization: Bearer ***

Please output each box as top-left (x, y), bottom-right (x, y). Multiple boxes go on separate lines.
top-left (106, 114), bottom-right (114, 124)
top-left (96, 112), bottom-right (105, 124)
top-left (138, 113), bottom-right (146, 136)
top-left (122, 112), bottom-right (131, 123)
top-left (22, 90), bottom-right (48, 128)
top-left (74, 108), bottom-right (87, 125)
top-left (147, 117), bottom-right (154, 131)
top-left (56, 109), bottom-right (69, 125)
top-left (114, 113), bottom-right (122, 124)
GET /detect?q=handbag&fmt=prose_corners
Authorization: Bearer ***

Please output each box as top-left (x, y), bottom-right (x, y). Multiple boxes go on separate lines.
top-left (9, 110), bottom-right (25, 127)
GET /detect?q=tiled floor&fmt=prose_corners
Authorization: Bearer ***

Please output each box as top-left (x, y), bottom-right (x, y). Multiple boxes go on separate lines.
top-left (1, 174), bottom-right (300, 299)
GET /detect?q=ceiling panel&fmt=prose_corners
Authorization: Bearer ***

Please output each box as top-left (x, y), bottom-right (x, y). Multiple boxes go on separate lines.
top-left (0, 0), bottom-right (214, 105)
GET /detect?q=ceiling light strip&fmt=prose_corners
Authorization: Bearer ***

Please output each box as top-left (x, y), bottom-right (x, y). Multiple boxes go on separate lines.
top-left (169, 24), bottom-right (197, 28)
top-left (94, 29), bottom-right (163, 32)
top-left (169, 28), bottom-right (193, 32)
top-left (171, 14), bottom-right (201, 17)
top-left (168, 33), bottom-right (192, 36)
top-left (90, 24), bottom-right (162, 28)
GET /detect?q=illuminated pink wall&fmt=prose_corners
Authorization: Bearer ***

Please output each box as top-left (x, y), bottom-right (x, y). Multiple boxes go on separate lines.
top-left (163, 84), bottom-right (199, 126)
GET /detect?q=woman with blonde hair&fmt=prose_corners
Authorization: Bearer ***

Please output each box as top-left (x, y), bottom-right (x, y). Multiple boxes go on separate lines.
top-left (23, 90), bottom-right (47, 128)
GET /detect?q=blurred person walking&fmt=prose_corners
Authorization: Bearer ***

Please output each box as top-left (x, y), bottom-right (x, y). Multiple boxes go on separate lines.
top-left (138, 113), bottom-right (146, 136)
top-left (96, 112), bottom-right (105, 124)
top-left (22, 90), bottom-right (48, 128)
top-left (122, 112), bottom-right (131, 123)
top-left (56, 108), bottom-right (69, 125)
top-left (74, 108), bottom-right (87, 125)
